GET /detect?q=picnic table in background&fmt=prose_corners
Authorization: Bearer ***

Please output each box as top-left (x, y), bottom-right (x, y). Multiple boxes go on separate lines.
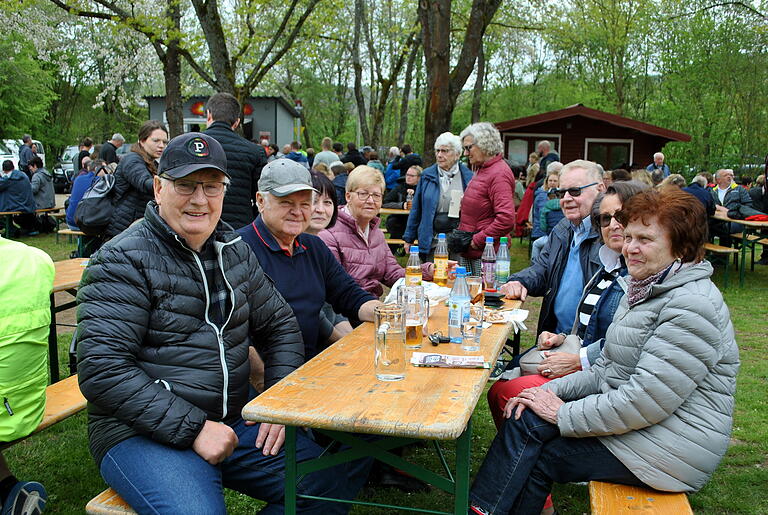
top-left (1, 206), bottom-right (64, 238)
top-left (379, 207), bottom-right (410, 216)
top-left (711, 212), bottom-right (768, 286)
top-left (243, 298), bottom-right (523, 514)
top-left (49, 258), bottom-right (88, 382)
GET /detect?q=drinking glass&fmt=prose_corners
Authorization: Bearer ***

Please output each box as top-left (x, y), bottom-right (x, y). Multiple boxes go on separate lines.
top-left (397, 284), bottom-right (428, 349)
top-left (461, 304), bottom-right (484, 352)
top-left (466, 275), bottom-right (484, 306)
top-left (374, 304), bottom-right (407, 381)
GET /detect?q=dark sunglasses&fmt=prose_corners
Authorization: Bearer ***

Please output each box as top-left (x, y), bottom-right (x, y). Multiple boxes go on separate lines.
top-left (597, 210), bottom-right (626, 228)
top-left (554, 182), bottom-right (598, 199)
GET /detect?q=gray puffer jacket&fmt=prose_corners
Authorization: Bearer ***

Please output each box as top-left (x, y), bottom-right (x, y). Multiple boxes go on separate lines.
top-left (545, 261), bottom-right (738, 492)
top-left (77, 201), bottom-right (304, 466)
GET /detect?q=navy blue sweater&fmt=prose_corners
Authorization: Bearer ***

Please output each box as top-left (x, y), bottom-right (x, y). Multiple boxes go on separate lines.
top-left (237, 216), bottom-right (375, 359)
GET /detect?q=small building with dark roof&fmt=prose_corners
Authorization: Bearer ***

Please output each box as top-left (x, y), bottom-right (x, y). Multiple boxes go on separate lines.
top-left (495, 104), bottom-right (690, 170)
top-left (146, 95), bottom-right (300, 145)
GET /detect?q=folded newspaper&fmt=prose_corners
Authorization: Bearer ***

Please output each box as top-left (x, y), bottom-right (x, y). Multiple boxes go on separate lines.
top-left (410, 352), bottom-right (489, 369)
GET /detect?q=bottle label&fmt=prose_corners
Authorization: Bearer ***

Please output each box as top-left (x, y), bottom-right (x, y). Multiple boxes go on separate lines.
top-left (448, 299), bottom-right (470, 327)
top-left (434, 258), bottom-right (447, 280)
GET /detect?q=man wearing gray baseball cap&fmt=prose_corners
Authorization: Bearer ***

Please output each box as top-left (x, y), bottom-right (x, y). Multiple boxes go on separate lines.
top-left (237, 158), bottom-right (381, 360)
top-left (76, 132), bottom-right (350, 513)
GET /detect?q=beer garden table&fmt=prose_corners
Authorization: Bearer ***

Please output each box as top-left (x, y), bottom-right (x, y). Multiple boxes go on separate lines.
top-left (50, 258), bottom-right (88, 382)
top-left (242, 298), bottom-right (523, 514)
top-left (379, 207), bottom-right (410, 215)
top-left (712, 212), bottom-right (768, 287)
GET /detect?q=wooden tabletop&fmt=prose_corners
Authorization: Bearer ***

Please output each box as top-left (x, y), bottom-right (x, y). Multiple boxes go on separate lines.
top-left (712, 212), bottom-right (768, 228)
top-left (379, 208), bottom-right (410, 215)
top-left (242, 299), bottom-right (522, 440)
top-left (53, 258), bottom-right (88, 292)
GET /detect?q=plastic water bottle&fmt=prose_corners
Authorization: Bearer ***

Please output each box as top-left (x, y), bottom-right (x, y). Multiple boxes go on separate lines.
top-left (405, 247), bottom-right (422, 286)
top-left (495, 236), bottom-right (510, 285)
top-left (481, 237), bottom-right (497, 292)
top-left (433, 233), bottom-right (449, 287)
top-left (448, 266), bottom-right (471, 343)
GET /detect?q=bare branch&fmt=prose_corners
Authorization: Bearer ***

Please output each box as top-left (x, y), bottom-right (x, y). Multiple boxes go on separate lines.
top-left (666, 1), bottom-right (768, 20)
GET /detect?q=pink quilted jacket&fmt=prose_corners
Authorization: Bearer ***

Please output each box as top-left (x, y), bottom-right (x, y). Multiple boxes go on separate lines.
top-left (319, 208), bottom-right (430, 298)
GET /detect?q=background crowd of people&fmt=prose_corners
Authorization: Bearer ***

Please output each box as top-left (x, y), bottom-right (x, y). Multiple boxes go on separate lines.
top-left (2, 90), bottom-right (764, 514)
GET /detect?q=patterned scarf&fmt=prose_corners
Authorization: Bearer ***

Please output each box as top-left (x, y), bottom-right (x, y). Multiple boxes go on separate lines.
top-left (627, 260), bottom-right (684, 307)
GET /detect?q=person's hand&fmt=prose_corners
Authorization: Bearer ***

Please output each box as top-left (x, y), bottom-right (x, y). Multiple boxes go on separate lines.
top-left (538, 352), bottom-right (581, 378)
top-left (406, 189), bottom-right (414, 195)
top-left (244, 422), bottom-right (286, 456)
top-left (423, 262), bottom-right (435, 280)
top-left (715, 205), bottom-right (728, 216)
top-left (510, 387), bottom-right (564, 424)
top-left (403, 242), bottom-right (411, 254)
top-left (537, 331), bottom-right (564, 349)
top-left (500, 281), bottom-right (527, 301)
top-left (192, 420), bottom-right (239, 465)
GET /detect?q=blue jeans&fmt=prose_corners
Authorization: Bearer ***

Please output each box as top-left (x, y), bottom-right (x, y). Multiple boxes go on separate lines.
top-left (100, 419), bottom-right (352, 515)
top-left (469, 410), bottom-right (645, 514)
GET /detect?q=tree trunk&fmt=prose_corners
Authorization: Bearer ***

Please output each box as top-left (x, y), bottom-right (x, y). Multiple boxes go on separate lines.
top-left (419, 0), bottom-right (503, 163)
top-left (471, 43), bottom-right (485, 123)
top-left (398, 41), bottom-right (420, 147)
top-left (352, 0), bottom-right (371, 145)
top-left (190, 0), bottom-right (236, 94)
top-left (163, 0), bottom-right (183, 137)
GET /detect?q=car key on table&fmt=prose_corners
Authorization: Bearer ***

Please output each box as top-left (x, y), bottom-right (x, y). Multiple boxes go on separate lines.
top-left (429, 331), bottom-right (451, 346)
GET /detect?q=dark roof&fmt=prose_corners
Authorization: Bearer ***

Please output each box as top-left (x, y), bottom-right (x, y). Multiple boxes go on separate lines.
top-left (495, 104), bottom-right (691, 142)
top-left (144, 95), bottom-right (301, 118)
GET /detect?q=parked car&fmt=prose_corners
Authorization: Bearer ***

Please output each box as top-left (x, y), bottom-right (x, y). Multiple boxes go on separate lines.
top-left (1, 139), bottom-right (47, 169)
top-left (115, 142), bottom-right (135, 160)
top-left (52, 145), bottom-right (79, 193)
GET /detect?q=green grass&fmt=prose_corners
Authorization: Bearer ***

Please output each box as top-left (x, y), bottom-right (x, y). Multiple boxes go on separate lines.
top-left (5, 234), bottom-right (767, 513)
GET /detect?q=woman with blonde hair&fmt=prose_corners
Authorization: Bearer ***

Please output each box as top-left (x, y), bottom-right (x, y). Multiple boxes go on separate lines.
top-left (319, 166), bottom-right (435, 297)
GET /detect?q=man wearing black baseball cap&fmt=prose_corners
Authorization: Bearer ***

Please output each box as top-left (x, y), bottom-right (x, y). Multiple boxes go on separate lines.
top-left (76, 132), bottom-right (348, 513)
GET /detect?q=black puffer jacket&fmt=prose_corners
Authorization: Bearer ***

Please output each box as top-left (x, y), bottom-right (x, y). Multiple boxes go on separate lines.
top-left (204, 121), bottom-right (267, 228)
top-left (105, 151), bottom-right (155, 237)
top-left (76, 201), bottom-right (304, 466)
top-left (508, 217), bottom-right (602, 335)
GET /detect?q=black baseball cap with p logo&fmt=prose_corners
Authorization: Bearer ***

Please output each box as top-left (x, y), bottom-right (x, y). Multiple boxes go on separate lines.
top-left (158, 132), bottom-right (229, 179)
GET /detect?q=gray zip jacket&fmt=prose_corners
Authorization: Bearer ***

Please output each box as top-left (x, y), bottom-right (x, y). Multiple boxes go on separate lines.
top-left (545, 261), bottom-right (739, 492)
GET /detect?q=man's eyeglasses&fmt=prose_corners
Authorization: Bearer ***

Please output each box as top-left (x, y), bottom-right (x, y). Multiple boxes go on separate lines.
top-left (164, 177), bottom-right (228, 197)
top-left (597, 211), bottom-right (625, 228)
top-left (354, 190), bottom-right (383, 202)
top-left (554, 182), bottom-right (598, 199)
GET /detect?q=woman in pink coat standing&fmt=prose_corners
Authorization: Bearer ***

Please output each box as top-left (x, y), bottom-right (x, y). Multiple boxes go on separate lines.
top-left (319, 166), bottom-right (434, 298)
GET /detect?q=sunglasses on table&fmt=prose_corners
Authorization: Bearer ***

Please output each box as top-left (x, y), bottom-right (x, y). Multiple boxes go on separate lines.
top-left (554, 182), bottom-right (598, 199)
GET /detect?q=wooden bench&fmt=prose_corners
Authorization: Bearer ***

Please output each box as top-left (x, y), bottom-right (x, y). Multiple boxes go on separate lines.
top-left (704, 242), bottom-right (739, 287)
top-left (0, 375), bottom-right (86, 451)
top-left (86, 488), bottom-right (135, 514)
top-left (589, 481), bottom-right (692, 514)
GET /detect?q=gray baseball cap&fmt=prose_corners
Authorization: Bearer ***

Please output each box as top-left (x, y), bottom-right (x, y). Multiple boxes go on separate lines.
top-left (258, 159), bottom-right (317, 197)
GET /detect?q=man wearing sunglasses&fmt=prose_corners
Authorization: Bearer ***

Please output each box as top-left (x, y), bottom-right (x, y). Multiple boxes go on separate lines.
top-left (501, 160), bottom-right (606, 338)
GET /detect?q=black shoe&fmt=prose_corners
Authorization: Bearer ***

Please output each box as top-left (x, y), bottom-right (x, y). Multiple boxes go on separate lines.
top-left (374, 469), bottom-right (431, 493)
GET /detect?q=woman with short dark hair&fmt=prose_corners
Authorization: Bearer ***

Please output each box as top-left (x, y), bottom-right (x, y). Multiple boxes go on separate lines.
top-left (470, 188), bottom-right (739, 514)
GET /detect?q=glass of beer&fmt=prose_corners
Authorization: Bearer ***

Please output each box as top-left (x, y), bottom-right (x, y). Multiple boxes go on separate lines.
top-left (374, 304), bottom-right (406, 381)
top-left (397, 284), bottom-right (428, 349)
top-left (466, 275), bottom-right (484, 306)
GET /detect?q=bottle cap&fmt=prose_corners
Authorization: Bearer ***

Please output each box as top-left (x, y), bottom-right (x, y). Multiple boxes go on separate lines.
top-left (500, 237), bottom-right (508, 243)
top-left (455, 266), bottom-right (466, 276)
top-left (410, 247), bottom-right (419, 253)
top-left (438, 233), bottom-right (446, 239)
top-left (485, 236), bottom-right (494, 244)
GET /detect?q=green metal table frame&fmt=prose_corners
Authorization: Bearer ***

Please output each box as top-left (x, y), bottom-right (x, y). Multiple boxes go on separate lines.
top-left (736, 226), bottom-right (767, 287)
top-left (283, 420), bottom-right (473, 514)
